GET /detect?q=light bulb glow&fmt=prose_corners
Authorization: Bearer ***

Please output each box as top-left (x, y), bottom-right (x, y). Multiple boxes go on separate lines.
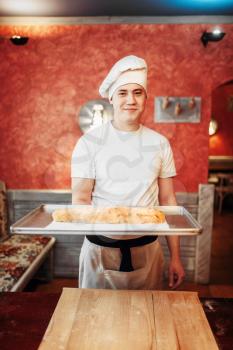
top-left (209, 119), bottom-right (218, 136)
top-left (0, 0), bottom-right (61, 16)
top-left (213, 29), bottom-right (221, 35)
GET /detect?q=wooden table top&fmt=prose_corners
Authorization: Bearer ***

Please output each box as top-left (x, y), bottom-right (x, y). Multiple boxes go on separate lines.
top-left (38, 288), bottom-right (218, 350)
top-left (1, 290), bottom-right (233, 350)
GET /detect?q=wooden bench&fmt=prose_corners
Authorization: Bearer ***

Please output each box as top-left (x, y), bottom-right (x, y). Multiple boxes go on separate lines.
top-left (0, 181), bottom-right (55, 292)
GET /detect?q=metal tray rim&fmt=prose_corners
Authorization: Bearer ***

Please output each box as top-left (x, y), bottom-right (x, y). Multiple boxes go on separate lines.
top-left (10, 204), bottom-right (203, 236)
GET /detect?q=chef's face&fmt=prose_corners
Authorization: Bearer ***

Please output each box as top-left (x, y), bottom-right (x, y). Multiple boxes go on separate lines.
top-left (110, 83), bottom-right (147, 126)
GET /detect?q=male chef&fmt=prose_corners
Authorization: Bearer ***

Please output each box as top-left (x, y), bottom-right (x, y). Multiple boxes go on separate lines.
top-left (71, 55), bottom-right (185, 290)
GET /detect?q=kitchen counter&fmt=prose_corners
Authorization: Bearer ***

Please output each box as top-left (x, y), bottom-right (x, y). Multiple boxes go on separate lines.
top-left (0, 292), bottom-right (232, 350)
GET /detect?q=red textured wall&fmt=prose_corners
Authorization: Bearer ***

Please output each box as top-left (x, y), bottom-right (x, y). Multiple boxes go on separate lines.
top-left (0, 24), bottom-right (233, 192)
top-left (209, 83), bottom-right (233, 156)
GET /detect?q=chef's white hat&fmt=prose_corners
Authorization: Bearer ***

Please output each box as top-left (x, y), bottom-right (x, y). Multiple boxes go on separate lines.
top-left (99, 55), bottom-right (147, 99)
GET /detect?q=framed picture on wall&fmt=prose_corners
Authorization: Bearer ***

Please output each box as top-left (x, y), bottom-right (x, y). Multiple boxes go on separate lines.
top-left (154, 96), bottom-right (201, 123)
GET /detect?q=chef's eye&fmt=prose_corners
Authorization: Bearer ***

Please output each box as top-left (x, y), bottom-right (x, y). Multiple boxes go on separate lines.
top-left (118, 91), bottom-right (126, 96)
top-left (135, 90), bottom-right (143, 95)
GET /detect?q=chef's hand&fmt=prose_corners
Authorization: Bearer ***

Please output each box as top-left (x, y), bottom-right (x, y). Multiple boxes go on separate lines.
top-left (168, 258), bottom-right (185, 289)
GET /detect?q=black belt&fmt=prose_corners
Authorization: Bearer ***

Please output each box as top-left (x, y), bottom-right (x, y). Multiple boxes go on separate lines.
top-left (86, 235), bottom-right (158, 272)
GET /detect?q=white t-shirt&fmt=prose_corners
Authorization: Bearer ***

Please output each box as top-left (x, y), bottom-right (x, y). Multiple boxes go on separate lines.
top-left (71, 120), bottom-right (176, 208)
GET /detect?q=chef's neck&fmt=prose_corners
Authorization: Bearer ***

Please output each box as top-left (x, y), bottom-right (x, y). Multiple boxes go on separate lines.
top-left (111, 119), bottom-right (140, 132)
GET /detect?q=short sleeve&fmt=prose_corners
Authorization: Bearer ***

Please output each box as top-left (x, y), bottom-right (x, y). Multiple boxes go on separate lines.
top-left (71, 136), bottom-right (96, 179)
top-left (159, 139), bottom-right (177, 178)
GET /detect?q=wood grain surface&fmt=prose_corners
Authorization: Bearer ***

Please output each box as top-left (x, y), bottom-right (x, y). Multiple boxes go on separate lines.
top-left (38, 288), bottom-right (218, 350)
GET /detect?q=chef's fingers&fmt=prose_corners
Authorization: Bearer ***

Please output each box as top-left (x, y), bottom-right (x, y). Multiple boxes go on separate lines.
top-left (169, 270), bottom-right (174, 288)
top-left (171, 274), bottom-right (184, 290)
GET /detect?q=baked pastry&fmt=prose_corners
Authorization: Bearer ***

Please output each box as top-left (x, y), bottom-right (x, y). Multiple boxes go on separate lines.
top-left (52, 206), bottom-right (165, 224)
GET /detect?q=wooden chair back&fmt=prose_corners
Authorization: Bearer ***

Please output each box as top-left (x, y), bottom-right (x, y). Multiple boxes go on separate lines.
top-left (215, 173), bottom-right (233, 213)
top-left (0, 180), bottom-right (9, 239)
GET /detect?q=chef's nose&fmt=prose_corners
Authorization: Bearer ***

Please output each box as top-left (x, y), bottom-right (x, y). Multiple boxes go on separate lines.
top-left (126, 92), bottom-right (136, 104)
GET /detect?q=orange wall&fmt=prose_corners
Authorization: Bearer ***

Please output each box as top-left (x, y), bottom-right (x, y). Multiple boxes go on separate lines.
top-left (210, 83), bottom-right (233, 156)
top-left (0, 24), bottom-right (233, 192)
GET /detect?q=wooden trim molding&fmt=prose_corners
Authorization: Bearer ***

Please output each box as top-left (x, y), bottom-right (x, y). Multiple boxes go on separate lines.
top-left (209, 156), bottom-right (233, 171)
top-left (1, 16), bottom-right (233, 25)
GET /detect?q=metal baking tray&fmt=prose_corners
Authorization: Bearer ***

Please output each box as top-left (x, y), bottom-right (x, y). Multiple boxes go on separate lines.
top-left (10, 204), bottom-right (202, 236)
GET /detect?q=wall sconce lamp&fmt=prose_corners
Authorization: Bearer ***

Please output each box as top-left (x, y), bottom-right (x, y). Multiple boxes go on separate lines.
top-left (201, 29), bottom-right (225, 47)
top-left (209, 119), bottom-right (218, 136)
top-left (10, 35), bottom-right (29, 45)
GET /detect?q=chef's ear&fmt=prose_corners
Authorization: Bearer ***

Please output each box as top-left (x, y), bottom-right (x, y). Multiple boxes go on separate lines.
top-left (109, 97), bottom-right (113, 105)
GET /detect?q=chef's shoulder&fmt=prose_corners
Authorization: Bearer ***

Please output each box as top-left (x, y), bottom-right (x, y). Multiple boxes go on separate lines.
top-left (73, 122), bottom-right (109, 154)
top-left (142, 124), bottom-right (171, 147)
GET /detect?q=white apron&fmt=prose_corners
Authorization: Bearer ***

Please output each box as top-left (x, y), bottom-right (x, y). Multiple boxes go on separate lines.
top-left (79, 237), bottom-right (165, 290)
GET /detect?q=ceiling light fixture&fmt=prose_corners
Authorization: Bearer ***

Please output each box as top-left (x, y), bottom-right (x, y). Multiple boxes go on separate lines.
top-left (201, 30), bottom-right (225, 47)
top-left (10, 35), bottom-right (29, 45)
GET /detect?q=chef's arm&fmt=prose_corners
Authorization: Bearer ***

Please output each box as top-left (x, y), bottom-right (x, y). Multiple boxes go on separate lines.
top-left (158, 177), bottom-right (180, 258)
top-left (72, 177), bottom-right (95, 205)
top-left (158, 177), bottom-right (185, 288)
